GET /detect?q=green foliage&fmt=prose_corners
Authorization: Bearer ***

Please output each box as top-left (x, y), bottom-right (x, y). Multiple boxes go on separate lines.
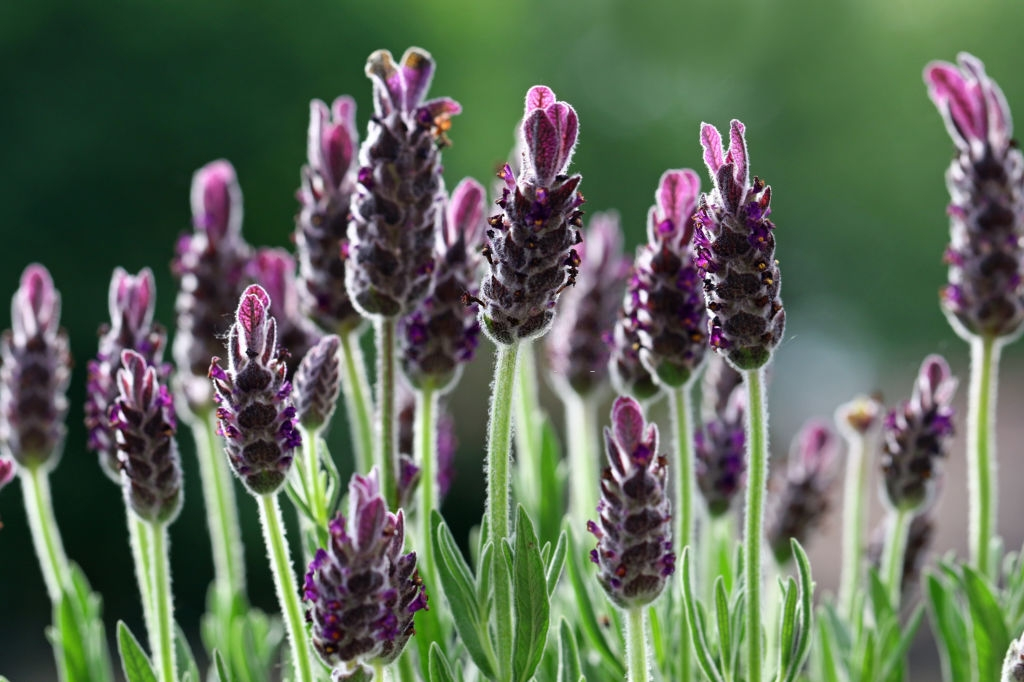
top-left (116, 621), bottom-right (157, 682)
top-left (200, 588), bottom-right (282, 682)
top-left (46, 564), bottom-right (113, 682)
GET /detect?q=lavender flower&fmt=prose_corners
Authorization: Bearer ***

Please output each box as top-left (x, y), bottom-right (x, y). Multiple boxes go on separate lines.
top-left (609, 264), bottom-right (661, 401)
top-left (398, 177), bottom-right (485, 391)
top-left (0, 454), bottom-right (14, 491)
top-left (347, 47), bottom-right (461, 318)
top-left (834, 394), bottom-right (884, 440)
top-left (766, 419), bottom-right (840, 563)
top-left (292, 334), bottom-right (342, 432)
top-left (296, 96), bottom-right (364, 334)
top-left (925, 54), bottom-right (1024, 340)
top-left (547, 211), bottom-right (630, 396)
top-left (173, 160), bottom-right (252, 412)
top-left (479, 85), bottom-right (585, 345)
top-left (634, 169), bottom-right (708, 387)
top-left (303, 468), bottom-right (427, 667)
top-left (881, 355), bottom-right (958, 512)
top-left (110, 350), bottom-right (183, 524)
top-left (695, 120), bottom-right (784, 370)
top-left (0, 265), bottom-right (70, 470)
top-left (85, 267), bottom-right (167, 481)
top-left (588, 396), bottom-right (675, 609)
top-left (695, 356), bottom-right (746, 517)
top-left (209, 285), bottom-right (301, 495)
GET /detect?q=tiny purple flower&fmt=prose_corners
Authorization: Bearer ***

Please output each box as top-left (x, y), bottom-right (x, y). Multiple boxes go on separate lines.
top-left (695, 356), bottom-right (746, 517)
top-left (0, 454), bottom-right (15, 492)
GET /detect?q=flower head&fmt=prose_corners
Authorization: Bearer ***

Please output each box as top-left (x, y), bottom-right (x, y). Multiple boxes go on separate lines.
top-left (695, 120), bottom-right (784, 370)
top-left (209, 285), bottom-right (301, 495)
top-left (609, 262), bottom-right (661, 402)
top-left (695, 356), bottom-right (746, 517)
top-left (588, 396), bottom-right (674, 609)
top-left (303, 468), bottom-right (427, 668)
top-left (292, 334), bottom-right (342, 432)
top-left (834, 394), bottom-right (884, 441)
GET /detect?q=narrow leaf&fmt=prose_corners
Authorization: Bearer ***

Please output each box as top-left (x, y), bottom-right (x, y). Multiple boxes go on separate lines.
top-left (512, 507), bottom-right (550, 682)
top-left (546, 530), bottom-right (568, 597)
top-left (564, 526), bottom-right (624, 677)
top-left (429, 643), bottom-right (457, 682)
top-left (213, 649), bottom-right (232, 682)
top-left (557, 619), bottom-right (583, 682)
top-left (925, 573), bottom-right (972, 682)
top-left (681, 548), bottom-right (725, 682)
top-left (117, 621), bottom-right (158, 682)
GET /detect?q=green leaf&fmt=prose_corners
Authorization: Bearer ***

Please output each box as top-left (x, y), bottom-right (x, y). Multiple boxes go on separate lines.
top-left (648, 603), bottom-right (667, 674)
top-left (714, 576), bottom-right (732, 673)
top-left (962, 564), bottom-right (1012, 677)
top-left (546, 530), bottom-right (568, 597)
top-left (175, 623), bottom-right (201, 682)
top-left (117, 621), bottom-right (157, 682)
top-left (777, 576), bottom-right (799, 675)
top-left (866, 568), bottom-right (893, 623)
top-left (680, 548), bottom-right (724, 682)
top-left (429, 642), bottom-right (458, 682)
top-left (557, 619), bottom-right (583, 682)
top-left (563, 526), bottom-right (625, 677)
top-left (780, 540), bottom-right (814, 682)
top-left (925, 573), bottom-right (972, 682)
top-left (213, 649), bottom-right (232, 682)
top-left (51, 589), bottom-right (89, 682)
top-left (495, 537), bottom-right (515, 676)
top-left (815, 612), bottom-right (847, 682)
top-left (512, 506), bottom-right (549, 682)
top-left (879, 604), bottom-right (924, 681)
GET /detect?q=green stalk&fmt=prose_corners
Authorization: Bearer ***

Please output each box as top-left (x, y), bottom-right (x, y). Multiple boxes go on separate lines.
top-left (128, 514), bottom-right (157, 660)
top-left (416, 387), bottom-right (438, 584)
top-left (565, 391), bottom-right (599, 527)
top-left (967, 335), bottom-right (999, 577)
top-left (339, 328), bottom-right (375, 475)
top-left (838, 427), bottom-right (870, 619)
top-left (300, 427), bottom-right (328, 529)
top-left (375, 318), bottom-right (399, 510)
top-left (149, 523), bottom-right (176, 682)
top-left (626, 607), bottom-right (650, 682)
top-left (20, 464), bottom-right (71, 603)
top-left (373, 660), bottom-right (387, 681)
top-left (514, 341), bottom-right (542, 509)
top-left (670, 385), bottom-right (695, 682)
top-left (881, 507), bottom-right (912, 610)
top-left (743, 368), bottom-right (769, 682)
top-left (257, 493), bottom-right (313, 682)
top-left (487, 343), bottom-right (520, 544)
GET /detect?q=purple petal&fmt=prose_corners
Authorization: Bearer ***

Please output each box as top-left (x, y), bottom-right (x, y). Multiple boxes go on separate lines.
top-left (191, 160), bottom-right (242, 243)
top-left (523, 109), bottom-right (561, 183)
top-left (525, 85), bottom-right (556, 113)
top-left (398, 47), bottom-right (435, 110)
top-left (447, 178), bottom-right (486, 247)
top-left (700, 122), bottom-right (725, 177)
top-left (726, 120), bottom-right (749, 190)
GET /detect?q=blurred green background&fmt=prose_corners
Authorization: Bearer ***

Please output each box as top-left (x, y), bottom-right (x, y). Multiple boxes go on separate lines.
top-left (3, 0), bottom-right (1024, 678)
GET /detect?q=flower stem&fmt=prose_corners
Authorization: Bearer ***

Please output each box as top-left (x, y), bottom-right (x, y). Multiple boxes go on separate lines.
top-left (670, 385), bottom-right (695, 682)
top-left (20, 464), bottom-right (70, 603)
top-left (373, 660), bottom-right (387, 681)
top-left (300, 427), bottom-right (328, 529)
top-left (416, 386), bottom-right (438, 584)
top-left (968, 335), bottom-right (1000, 577)
top-left (128, 514), bottom-right (156, 658)
top-left (339, 328), bottom-right (375, 475)
top-left (838, 427), bottom-right (870, 619)
top-left (881, 507), bottom-right (912, 610)
top-left (565, 391), bottom-right (599, 528)
top-left (257, 493), bottom-right (313, 682)
top-left (743, 368), bottom-right (769, 682)
top-left (375, 318), bottom-right (399, 510)
top-left (487, 343), bottom-right (520, 544)
top-left (149, 523), bottom-right (176, 682)
top-left (626, 607), bottom-right (650, 682)
top-left (514, 341), bottom-right (541, 512)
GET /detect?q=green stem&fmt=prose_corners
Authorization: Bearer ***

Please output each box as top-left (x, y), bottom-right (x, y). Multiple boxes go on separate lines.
top-left (487, 343), bottom-right (520, 544)
top-left (373, 660), bottom-right (387, 681)
top-left (514, 341), bottom-right (542, 512)
top-left (128, 514), bottom-right (157, 659)
top-left (257, 494), bottom-right (313, 682)
top-left (881, 507), bottom-right (912, 610)
top-left (838, 428), bottom-right (870, 619)
top-left (626, 607), bottom-right (650, 682)
top-left (20, 464), bottom-right (71, 603)
top-left (670, 385), bottom-right (695, 682)
top-left (375, 318), bottom-right (399, 510)
top-left (565, 391), bottom-right (599, 527)
top-left (149, 523), bottom-right (176, 682)
top-left (416, 387), bottom-right (438, 584)
top-left (967, 335), bottom-right (999, 577)
top-left (340, 328), bottom-right (375, 475)
top-left (301, 427), bottom-right (328, 528)
top-left (743, 368), bottom-right (769, 682)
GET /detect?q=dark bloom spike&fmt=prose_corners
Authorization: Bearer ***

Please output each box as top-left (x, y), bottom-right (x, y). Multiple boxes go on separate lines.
top-left (303, 468), bottom-right (427, 668)
top-left (881, 354), bottom-right (958, 512)
top-left (85, 267), bottom-right (168, 481)
top-left (924, 54), bottom-right (1024, 340)
top-left (210, 285), bottom-right (301, 495)
top-left (609, 261), bottom-right (661, 402)
top-left (111, 350), bottom-right (183, 524)
top-left (292, 334), bottom-right (342, 432)
top-left (346, 47), bottom-right (461, 318)
top-left (547, 211), bottom-right (630, 396)
top-left (173, 159), bottom-right (252, 412)
top-left (398, 177), bottom-right (485, 391)
top-left (695, 356), bottom-right (746, 517)
top-left (766, 419), bottom-right (841, 563)
top-left (588, 396), bottom-right (674, 609)
top-left (0, 265), bottom-right (71, 470)
top-left (479, 86), bottom-right (585, 345)
top-left (634, 169), bottom-right (708, 387)
top-left (296, 96), bottom-right (364, 334)
top-left (695, 120), bottom-right (784, 370)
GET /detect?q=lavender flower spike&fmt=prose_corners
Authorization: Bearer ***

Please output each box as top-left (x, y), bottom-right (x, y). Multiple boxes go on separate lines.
top-left (635, 169), bottom-right (708, 387)
top-left (695, 356), bottom-right (746, 517)
top-left (548, 211), bottom-right (630, 396)
top-left (588, 396), bottom-right (675, 609)
top-left (303, 468), bottom-right (427, 668)
top-left (881, 354), bottom-right (958, 512)
top-left (766, 419), bottom-right (840, 563)
top-left (0, 265), bottom-right (70, 470)
top-left (347, 47), bottom-right (461, 318)
top-left (609, 263), bottom-right (661, 401)
top-left (695, 120), bottom-right (784, 370)
top-left (292, 334), bottom-right (342, 432)
top-left (296, 95), bottom-right (364, 334)
top-left (210, 285), bottom-right (301, 495)
top-left (479, 85), bottom-right (585, 344)
top-left (398, 177), bottom-right (486, 391)
top-left (925, 54), bottom-right (1024, 340)
top-left (86, 267), bottom-right (167, 481)
top-left (111, 350), bottom-right (183, 524)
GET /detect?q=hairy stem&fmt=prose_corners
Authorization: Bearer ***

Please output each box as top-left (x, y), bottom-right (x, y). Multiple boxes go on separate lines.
top-left (21, 464), bottom-right (70, 603)
top-left (128, 514), bottom-right (157, 660)
top-left (838, 427), bottom-right (870, 618)
top-left (565, 391), bottom-right (599, 527)
top-left (300, 427), bottom-right (328, 529)
top-left (881, 507), bottom-right (912, 610)
top-left (339, 328), bottom-right (375, 475)
top-left (967, 335), bottom-right (999, 577)
top-left (626, 607), bottom-right (650, 682)
top-left (670, 385), bottom-right (695, 682)
top-left (743, 368), bottom-right (769, 682)
top-left (487, 343), bottom-right (521, 544)
top-left (375, 318), bottom-right (399, 510)
top-left (150, 523), bottom-right (177, 682)
top-left (416, 387), bottom-right (438, 585)
top-left (513, 341), bottom-right (542, 514)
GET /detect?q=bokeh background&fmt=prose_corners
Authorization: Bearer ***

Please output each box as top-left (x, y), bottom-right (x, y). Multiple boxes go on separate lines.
top-left (3, 0), bottom-right (1024, 678)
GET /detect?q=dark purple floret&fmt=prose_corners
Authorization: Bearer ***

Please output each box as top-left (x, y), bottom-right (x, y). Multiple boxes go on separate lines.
top-left (398, 177), bottom-right (485, 391)
top-left (296, 95), bottom-right (364, 335)
top-left (346, 47), bottom-right (461, 318)
top-left (634, 169), bottom-right (708, 388)
top-left (292, 334), bottom-right (342, 432)
top-left (609, 264), bottom-right (661, 402)
top-left (479, 85), bottom-right (585, 345)
top-left (173, 160), bottom-right (252, 413)
top-left (588, 396), bottom-right (674, 609)
top-left (925, 54), bottom-right (1024, 340)
top-left (209, 285), bottom-right (301, 496)
top-left (85, 267), bottom-right (168, 482)
top-left (695, 120), bottom-right (784, 370)
top-left (0, 454), bottom-right (14, 491)
top-left (766, 419), bottom-right (841, 563)
top-left (695, 356), bottom-right (746, 517)
top-left (547, 211), bottom-right (630, 396)
top-left (303, 468), bottom-right (427, 667)
top-left (0, 265), bottom-right (70, 471)
top-left (881, 355), bottom-right (958, 512)
top-left (110, 350), bottom-right (183, 524)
